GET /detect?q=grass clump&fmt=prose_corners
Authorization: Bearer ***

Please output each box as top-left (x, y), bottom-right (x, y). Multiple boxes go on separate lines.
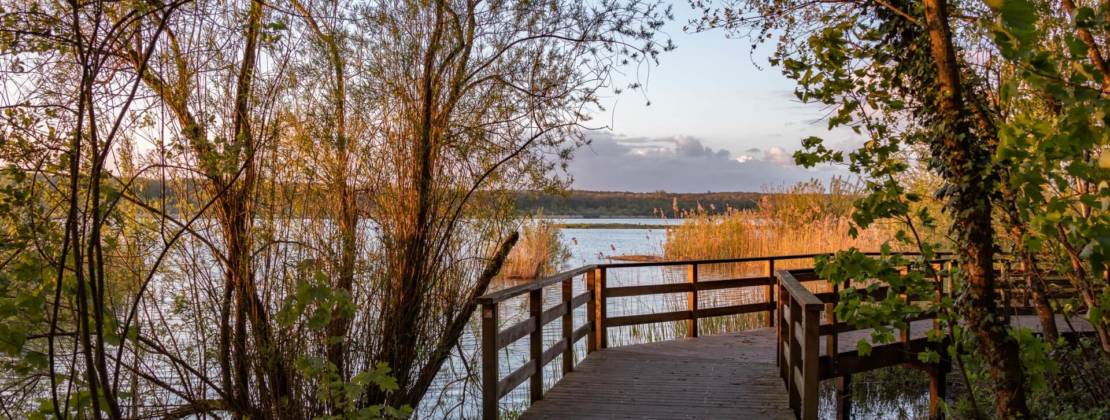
top-left (501, 219), bottom-right (571, 279)
top-left (664, 178), bottom-right (889, 266)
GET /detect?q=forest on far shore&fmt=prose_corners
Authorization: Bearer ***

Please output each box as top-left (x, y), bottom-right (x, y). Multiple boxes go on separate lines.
top-left (513, 190), bottom-right (762, 218)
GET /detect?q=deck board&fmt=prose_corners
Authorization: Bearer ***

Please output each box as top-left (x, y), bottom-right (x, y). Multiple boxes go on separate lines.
top-left (520, 315), bottom-right (1091, 419)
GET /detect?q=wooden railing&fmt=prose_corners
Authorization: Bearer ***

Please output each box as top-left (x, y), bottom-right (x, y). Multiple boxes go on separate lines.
top-left (475, 265), bottom-right (597, 420)
top-left (478, 252), bottom-right (1085, 420)
top-left (776, 269), bottom-right (824, 419)
top-left (775, 266), bottom-right (953, 420)
top-left (476, 253), bottom-right (833, 419)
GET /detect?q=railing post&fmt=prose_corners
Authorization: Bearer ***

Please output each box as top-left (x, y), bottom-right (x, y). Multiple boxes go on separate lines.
top-left (596, 267), bottom-right (608, 349)
top-left (767, 258), bottom-right (776, 327)
top-left (836, 375), bottom-right (852, 420)
top-left (561, 278), bottom-right (574, 374)
top-left (777, 274), bottom-right (786, 372)
top-left (827, 280), bottom-right (838, 357)
top-left (687, 263), bottom-right (698, 338)
top-left (787, 299), bottom-right (800, 412)
top-left (801, 305), bottom-right (820, 420)
top-left (586, 269), bottom-right (597, 353)
top-left (481, 302), bottom-right (499, 420)
top-left (529, 288), bottom-right (543, 403)
top-left (900, 291), bottom-right (910, 348)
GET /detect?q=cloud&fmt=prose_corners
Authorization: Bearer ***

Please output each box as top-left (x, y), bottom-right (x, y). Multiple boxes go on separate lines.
top-left (567, 132), bottom-right (848, 192)
top-left (763, 146), bottom-right (793, 166)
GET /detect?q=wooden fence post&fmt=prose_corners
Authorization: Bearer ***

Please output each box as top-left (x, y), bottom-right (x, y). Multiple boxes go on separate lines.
top-left (801, 305), bottom-right (820, 420)
top-left (787, 299), bottom-right (800, 412)
top-left (596, 267), bottom-right (608, 349)
top-left (688, 263), bottom-right (699, 338)
top-left (529, 289), bottom-right (543, 403)
top-left (767, 258), bottom-right (776, 328)
top-left (481, 303), bottom-right (499, 420)
top-left (837, 375), bottom-right (852, 420)
top-left (586, 269), bottom-right (597, 353)
top-left (562, 278), bottom-right (574, 374)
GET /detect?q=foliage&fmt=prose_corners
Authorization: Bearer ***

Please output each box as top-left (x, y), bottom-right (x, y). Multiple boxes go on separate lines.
top-left (0, 0), bottom-right (671, 418)
top-left (692, 0), bottom-right (1110, 416)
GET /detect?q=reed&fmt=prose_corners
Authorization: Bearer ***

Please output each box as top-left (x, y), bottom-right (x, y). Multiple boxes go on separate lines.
top-left (664, 178), bottom-right (889, 269)
top-left (500, 219), bottom-right (572, 279)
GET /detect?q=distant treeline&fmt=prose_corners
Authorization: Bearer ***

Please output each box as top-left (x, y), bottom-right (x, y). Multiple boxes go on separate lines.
top-left (514, 190), bottom-right (761, 218)
top-left (122, 178), bottom-right (762, 218)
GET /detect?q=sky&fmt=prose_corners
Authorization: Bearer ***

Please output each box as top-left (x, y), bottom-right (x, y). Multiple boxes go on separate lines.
top-left (568, 3), bottom-right (861, 193)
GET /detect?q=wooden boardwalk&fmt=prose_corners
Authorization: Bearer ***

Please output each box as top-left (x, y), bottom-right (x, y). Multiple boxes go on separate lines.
top-left (521, 316), bottom-right (1092, 419)
top-left (477, 257), bottom-right (1096, 420)
top-left (522, 328), bottom-right (793, 419)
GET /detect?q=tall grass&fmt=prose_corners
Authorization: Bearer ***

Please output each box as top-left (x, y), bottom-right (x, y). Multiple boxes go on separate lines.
top-left (500, 219), bottom-right (571, 279)
top-left (665, 178), bottom-right (890, 267)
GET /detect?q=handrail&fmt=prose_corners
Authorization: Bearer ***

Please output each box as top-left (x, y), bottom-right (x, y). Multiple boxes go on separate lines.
top-left (775, 269), bottom-right (823, 419)
top-left (476, 265), bottom-right (597, 304)
top-left (476, 251), bottom-right (952, 304)
top-left (477, 251), bottom-right (955, 420)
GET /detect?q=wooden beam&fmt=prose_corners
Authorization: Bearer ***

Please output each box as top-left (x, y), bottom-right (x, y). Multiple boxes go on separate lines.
top-left (481, 303), bottom-right (498, 420)
top-left (529, 289), bottom-right (544, 403)
top-left (688, 264), bottom-right (699, 338)
top-left (561, 279), bottom-right (574, 375)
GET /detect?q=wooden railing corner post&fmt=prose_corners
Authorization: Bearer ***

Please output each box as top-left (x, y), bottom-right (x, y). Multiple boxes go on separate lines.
top-left (687, 263), bottom-right (699, 338)
top-left (596, 267), bottom-right (608, 349)
top-left (481, 302), bottom-right (499, 420)
top-left (528, 288), bottom-right (543, 403)
top-left (586, 269), bottom-right (598, 353)
top-left (767, 258), bottom-right (776, 328)
top-left (801, 305), bottom-right (820, 420)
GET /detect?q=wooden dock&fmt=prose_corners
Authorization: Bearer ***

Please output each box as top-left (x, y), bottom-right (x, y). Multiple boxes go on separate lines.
top-left (522, 329), bottom-right (793, 419)
top-left (476, 255), bottom-right (1093, 420)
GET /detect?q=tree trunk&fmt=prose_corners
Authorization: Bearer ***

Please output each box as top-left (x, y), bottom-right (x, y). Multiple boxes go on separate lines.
top-left (921, 0), bottom-right (1029, 416)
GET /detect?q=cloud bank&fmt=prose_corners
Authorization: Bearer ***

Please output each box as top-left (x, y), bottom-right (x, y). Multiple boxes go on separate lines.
top-left (567, 132), bottom-right (848, 192)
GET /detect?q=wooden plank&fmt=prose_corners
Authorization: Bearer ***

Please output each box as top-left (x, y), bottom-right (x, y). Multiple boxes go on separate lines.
top-left (688, 264), bottom-right (699, 338)
top-left (606, 282), bottom-right (689, 298)
top-left (777, 270), bottom-right (823, 307)
top-left (540, 302), bottom-right (567, 326)
top-left (520, 328), bottom-right (795, 419)
top-left (818, 338), bottom-right (930, 379)
top-left (695, 302), bottom-right (775, 318)
top-left (498, 359), bottom-right (535, 399)
top-left (572, 323), bottom-right (591, 344)
top-left (570, 290), bottom-right (590, 309)
top-left (542, 339), bottom-right (568, 368)
top-left (605, 310), bottom-right (692, 327)
top-left (497, 317), bottom-right (536, 349)
top-left (529, 289), bottom-right (543, 403)
top-left (695, 276), bottom-right (776, 291)
top-left (478, 265), bottom-right (596, 304)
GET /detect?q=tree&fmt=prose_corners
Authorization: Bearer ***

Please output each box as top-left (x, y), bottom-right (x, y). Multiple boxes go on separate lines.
top-left (0, 0), bottom-right (671, 417)
top-left (692, 0), bottom-right (1110, 416)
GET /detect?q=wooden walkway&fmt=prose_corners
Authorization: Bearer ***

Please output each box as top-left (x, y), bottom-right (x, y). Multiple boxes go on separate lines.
top-left (477, 257), bottom-right (1096, 420)
top-left (522, 328), bottom-right (792, 419)
top-left (521, 316), bottom-right (1092, 419)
